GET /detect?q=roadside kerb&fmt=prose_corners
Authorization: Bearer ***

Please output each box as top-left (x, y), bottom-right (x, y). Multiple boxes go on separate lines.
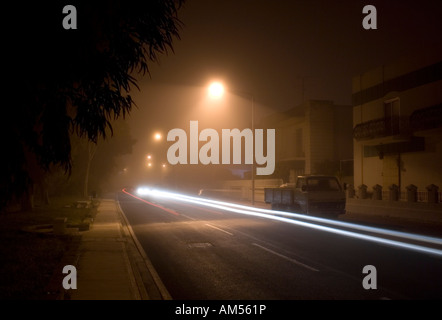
top-left (116, 199), bottom-right (172, 300)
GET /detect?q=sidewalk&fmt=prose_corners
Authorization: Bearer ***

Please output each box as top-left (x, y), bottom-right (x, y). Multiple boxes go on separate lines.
top-left (67, 198), bottom-right (168, 300)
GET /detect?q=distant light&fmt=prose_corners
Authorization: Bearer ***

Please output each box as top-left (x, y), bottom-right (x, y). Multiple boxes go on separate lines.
top-left (147, 162), bottom-right (152, 167)
top-left (162, 164), bottom-right (166, 168)
top-left (147, 155), bottom-right (152, 160)
top-left (154, 132), bottom-right (162, 141)
top-left (208, 82), bottom-right (224, 99)
top-left (136, 187), bottom-right (151, 195)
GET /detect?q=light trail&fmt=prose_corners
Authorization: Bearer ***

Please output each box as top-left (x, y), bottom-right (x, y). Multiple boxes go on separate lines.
top-left (135, 187), bottom-right (442, 246)
top-left (127, 188), bottom-right (442, 257)
top-left (123, 189), bottom-right (179, 216)
top-left (185, 193), bottom-right (442, 247)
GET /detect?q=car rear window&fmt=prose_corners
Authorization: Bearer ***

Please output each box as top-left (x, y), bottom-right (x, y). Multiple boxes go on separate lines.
top-left (307, 178), bottom-right (341, 191)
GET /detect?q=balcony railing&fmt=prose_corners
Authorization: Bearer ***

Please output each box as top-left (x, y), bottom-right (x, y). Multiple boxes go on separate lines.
top-left (410, 103), bottom-right (442, 132)
top-left (354, 104), bottom-right (442, 141)
top-left (353, 116), bottom-right (410, 141)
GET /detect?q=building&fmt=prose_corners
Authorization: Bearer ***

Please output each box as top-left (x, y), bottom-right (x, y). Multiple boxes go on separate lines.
top-left (352, 49), bottom-right (442, 200)
top-left (262, 99), bottom-right (353, 184)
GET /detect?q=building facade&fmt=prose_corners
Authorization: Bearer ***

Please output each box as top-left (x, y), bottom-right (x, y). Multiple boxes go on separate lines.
top-left (352, 49), bottom-right (442, 199)
top-left (262, 100), bottom-right (353, 184)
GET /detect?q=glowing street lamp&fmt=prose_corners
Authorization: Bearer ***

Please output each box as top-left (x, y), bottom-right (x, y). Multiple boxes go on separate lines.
top-left (207, 81), bottom-right (256, 205)
top-left (208, 81), bottom-right (225, 99)
top-left (146, 154), bottom-right (153, 168)
top-left (154, 132), bottom-right (162, 141)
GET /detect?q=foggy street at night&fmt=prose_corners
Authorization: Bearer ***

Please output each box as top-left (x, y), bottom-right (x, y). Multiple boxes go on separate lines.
top-left (117, 189), bottom-right (442, 300)
top-left (1, 0), bottom-right (442, 305)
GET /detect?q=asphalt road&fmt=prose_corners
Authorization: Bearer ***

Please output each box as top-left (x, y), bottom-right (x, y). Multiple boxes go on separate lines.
top-left (117, 190), bottom-right (442, 300)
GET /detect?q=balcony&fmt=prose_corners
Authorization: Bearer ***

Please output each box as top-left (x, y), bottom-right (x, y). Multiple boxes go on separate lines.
top-left (353, 116), bottom-right (410, 141)
top-left (410, 103), bottom-right (442, 132)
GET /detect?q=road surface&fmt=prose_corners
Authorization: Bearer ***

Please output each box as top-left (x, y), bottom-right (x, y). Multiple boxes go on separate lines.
top-left (118, 189), bottom-right (442, 300)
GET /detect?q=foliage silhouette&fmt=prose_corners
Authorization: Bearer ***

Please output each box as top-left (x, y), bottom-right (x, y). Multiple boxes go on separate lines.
top-left (1, 0), bottom-right (184, 208)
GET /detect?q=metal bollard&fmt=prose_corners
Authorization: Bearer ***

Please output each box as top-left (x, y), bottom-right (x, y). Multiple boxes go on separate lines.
top-left (426, 184), bottom-right (439, 203)
top-left (389, 184), bottom-right (399, 201)
top-left (346, 184), bottom-right (355, 198)
top-left (406, 184), bottom-right (417, 202)
top-left (372, 184), bottom-right (382, 200)
top-left (358, 184), bottom-right (367, 199)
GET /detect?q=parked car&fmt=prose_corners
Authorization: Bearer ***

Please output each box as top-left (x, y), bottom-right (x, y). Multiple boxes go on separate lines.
top-left (264, 175), bottom-right (346, 217)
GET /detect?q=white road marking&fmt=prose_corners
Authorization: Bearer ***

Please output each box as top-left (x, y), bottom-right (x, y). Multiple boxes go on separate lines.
top-left (205, 223), bottom-right (234, 236)
top-left (252, 243), bottom-right (319, 272)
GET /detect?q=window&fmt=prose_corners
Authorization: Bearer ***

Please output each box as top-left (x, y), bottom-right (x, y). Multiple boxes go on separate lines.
top-left (307, 177), bottom-right (341, 191)
top-left (384, 97), bottom-right (401, 135)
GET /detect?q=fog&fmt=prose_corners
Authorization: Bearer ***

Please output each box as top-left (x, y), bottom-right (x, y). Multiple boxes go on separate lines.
top-left (110, 0), bottom-right (442, 193)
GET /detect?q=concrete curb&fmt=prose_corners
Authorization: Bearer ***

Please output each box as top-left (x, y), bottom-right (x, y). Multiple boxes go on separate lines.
top-left (116, 199), bottom-right (172, 300)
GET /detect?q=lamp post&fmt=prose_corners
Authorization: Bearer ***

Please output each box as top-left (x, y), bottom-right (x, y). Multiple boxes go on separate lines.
top-left (208, 82), bottom-right (256, 206)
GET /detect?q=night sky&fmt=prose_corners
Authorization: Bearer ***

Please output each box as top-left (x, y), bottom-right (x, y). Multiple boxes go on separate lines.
top-left (123, 0), bottom-right (442, 181)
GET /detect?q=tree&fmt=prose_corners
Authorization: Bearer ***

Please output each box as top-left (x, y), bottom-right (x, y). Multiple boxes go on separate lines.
top-left (83, 142), bottom-right (98, 199)
top-left (83, 119), bottom-right (137, 197)
top-left (1, 0), bottom-right (184, 209)
top-left (47, 119), bottom-right (136, 198)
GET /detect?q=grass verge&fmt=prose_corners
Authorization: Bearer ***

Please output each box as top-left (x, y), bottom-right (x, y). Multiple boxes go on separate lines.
top-left (0, 196), bottom-right (99, 300)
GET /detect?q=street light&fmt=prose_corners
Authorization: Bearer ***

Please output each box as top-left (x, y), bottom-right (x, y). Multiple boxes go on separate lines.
top-left (208, 81), bottom-right (256, 206)
top-left (208, 82), bottom-right (225, 99)
top-left (154, 132), bottom-right (162, 141)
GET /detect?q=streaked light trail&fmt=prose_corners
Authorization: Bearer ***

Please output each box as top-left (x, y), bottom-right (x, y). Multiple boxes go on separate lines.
top-left (125, 188), bottom-right (442, 257)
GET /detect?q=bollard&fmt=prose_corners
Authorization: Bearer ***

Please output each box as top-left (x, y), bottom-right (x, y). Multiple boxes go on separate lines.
top-left (346, 184), bottom-right (355, 198)
top-left (389, 184), bottom-right (399, 201)
top-left (372, 184), bottom-right (382, 200)
top-left (357, 184), bottom-right (367, 199)
top-left (406, 184), bottom-right (417, 202)
top-left (426, 184), bottom-right (439, 203)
